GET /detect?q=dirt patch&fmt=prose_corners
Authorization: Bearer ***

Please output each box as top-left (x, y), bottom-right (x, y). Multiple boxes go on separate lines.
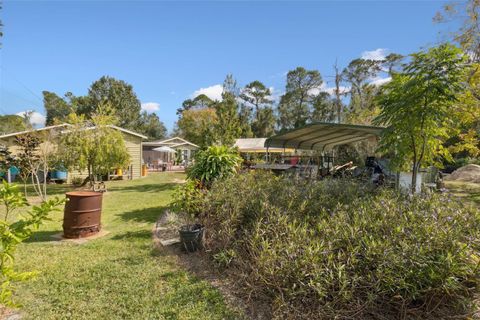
top-left (50, 229), bottom-right (110, 244)
top-left (447, 164), bottom-right (480, 183)
top-left (153, 211), bottom-right (271, 320)
top-left (0, 307), bottom-right (21, 320)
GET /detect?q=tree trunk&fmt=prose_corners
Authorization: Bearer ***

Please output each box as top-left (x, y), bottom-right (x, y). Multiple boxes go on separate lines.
top-left (42, 163), bottom-right (48, 201)
top-left (88, 165), bottom-right (93, 188)
top-left (411, 162), bottom-right (418, 194)
top-left (23, 180), bottom-right (28, 198)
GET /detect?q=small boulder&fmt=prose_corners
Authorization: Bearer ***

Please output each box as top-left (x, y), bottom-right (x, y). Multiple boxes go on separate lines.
top-left (447, 164), bottom-right (480, 183)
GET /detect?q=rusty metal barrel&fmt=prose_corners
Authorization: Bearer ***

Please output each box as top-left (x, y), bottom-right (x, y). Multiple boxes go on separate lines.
top-left (63, 191), bottom-right (103, 239)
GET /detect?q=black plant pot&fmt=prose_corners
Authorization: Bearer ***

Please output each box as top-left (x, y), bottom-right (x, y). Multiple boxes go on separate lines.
top-left (179, 224), bottom-right (204, 252)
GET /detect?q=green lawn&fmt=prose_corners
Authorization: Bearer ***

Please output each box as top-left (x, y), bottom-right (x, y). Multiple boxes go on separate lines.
top-left (13, 173), bottom-right (240, 320)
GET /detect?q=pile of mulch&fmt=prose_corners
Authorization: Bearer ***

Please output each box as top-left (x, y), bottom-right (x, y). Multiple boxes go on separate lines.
top-left (446, 164), bottom-right (480, 183)
top-left (153, 211), bottom-right (271, 320)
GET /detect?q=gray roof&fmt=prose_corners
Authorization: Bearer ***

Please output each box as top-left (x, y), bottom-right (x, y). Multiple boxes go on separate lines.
top-left (0, 123), bottom-right (148, 140)
top-left (265, 122), bottom-right (384, 151)
top-left (0, 123), bottom-right (72, 139)
top-left (143, 137), bottom-right (199, 149)
top-left (234, 138), bottom-right (294, 153)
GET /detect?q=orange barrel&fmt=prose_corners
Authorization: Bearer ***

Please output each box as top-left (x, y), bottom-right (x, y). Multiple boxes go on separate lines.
top-left (63, 191), bottom-right (103, 239)
top-left (142, 164), bottom-right (148, 177)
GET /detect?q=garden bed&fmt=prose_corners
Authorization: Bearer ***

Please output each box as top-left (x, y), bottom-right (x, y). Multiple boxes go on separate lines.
top-left (195, 171), bottom-right (480, 319)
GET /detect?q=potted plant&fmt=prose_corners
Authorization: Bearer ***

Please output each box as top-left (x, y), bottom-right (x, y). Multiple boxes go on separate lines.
top-left (171, 145), bottom-right (241, 252)
top-left (171, 180), bottom-right (205, 252)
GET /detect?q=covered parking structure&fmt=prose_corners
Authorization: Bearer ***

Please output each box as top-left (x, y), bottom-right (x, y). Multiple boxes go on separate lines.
top-left (261, 122), bottom-right (426, 192)
top-left (265, 122), bottom-right (384, 152)
top-left (257, 122), bottom-right (385, 179)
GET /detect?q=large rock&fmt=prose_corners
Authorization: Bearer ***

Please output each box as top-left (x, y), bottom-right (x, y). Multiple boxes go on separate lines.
top-left (447, 164), bottom-right (480, 183)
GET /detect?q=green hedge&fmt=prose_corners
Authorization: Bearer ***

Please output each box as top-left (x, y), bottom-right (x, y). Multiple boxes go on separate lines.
top-left (201, 172), bottom-right (480, 319)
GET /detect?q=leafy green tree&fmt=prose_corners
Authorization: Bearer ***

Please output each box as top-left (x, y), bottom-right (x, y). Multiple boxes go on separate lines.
top-left (0, 115), bottom-right (26, 134)
top-left (449, 63), bottom-right (480, 157)
top-left (13, 134), bottom-right (40, 197)
top-left (240, 81), bottom-right (275, 137)
top-left (79, 76), bottom-right (142, 130)
top-left (176, 108), bottom-right (218, 147)
top-left (374, 44), bottom-right (467, 191)
top-left (311, 91), bottom-right (335, 122)
top-left (252, 107), bottom-right (276, 138)
top-left (238, 103), bottom-right (253, 138)
top-left (383, 53), bottom-right (404, 75)
top-left (139, 112), bottom-right (167, 140)
top-left (277, 67), bottom-right (323, 130)
top-left (342, 59), bottom-right (382, 122)
top-left (434, 0), bottom-right (480, 62)
top-left (214, 92), bottom-right (242, 145)
top-left (240, 81), bottom-right (272, 117)
top-left (43, 76), bottom-right (167, 138)
top-left (177, 94), bottom-right (214, 115)
top-left (222, 74), bottom-right (239, 96)
top-left (14, 130), bottom-right (60, 201)
top-left (60, 105), bottom-right (130, 187)
top-left (43, 91), bottom-right (74, 125)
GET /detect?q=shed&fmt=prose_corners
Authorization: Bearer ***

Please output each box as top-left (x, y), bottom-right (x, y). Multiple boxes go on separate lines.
top-left (0, 124), bottom-right (147, 181)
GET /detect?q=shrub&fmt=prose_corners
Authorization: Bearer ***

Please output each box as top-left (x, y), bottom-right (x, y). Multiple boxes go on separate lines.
top-left (187, 145), bottom-right (241, 187)
top-left (201, 172), bottom-right (480, 319)
top-left (70, 176), bottom-right (84, 187)
top-left (170, 180), bottom-right (204, 220)
top-left (0, 181), bottom-right (64, 306)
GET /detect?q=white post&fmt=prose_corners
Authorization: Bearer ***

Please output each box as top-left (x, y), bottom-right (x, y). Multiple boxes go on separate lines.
top-left (7, 168), bottom-right (11, 183)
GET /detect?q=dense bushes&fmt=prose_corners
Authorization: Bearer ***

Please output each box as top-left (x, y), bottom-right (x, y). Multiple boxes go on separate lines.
top-left (200, 172), bottom-right (480, 319)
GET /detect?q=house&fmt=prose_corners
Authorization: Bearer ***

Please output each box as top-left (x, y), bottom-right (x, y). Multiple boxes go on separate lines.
top-left (0, 123), bottom-right (147, 181)
top-left (142, 137), bottom-right (199, 167)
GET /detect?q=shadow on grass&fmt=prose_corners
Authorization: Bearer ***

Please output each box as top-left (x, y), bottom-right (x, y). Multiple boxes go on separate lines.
top-left (111, 229), bottom-right (153, 240)
top-left (118, 205), bottom-right (168, 224)
top-left (24, 230), bottom-right (62, 243)
top-left (108, 183), bottom-right (178, 193)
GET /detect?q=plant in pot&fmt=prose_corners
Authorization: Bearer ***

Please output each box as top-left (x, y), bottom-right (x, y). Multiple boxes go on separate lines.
top-left (171, 180), bottom-right (205, 252)
top-left (172, 145), bottom-right (241, 252)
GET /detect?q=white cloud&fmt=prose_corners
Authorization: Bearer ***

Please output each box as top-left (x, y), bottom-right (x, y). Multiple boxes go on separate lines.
top-left (16, 111), bottom-right (46, 128)
top-left (192, 84), bottom-right (223, 101)
top-left (268, 86), bottom-right (282, 102)
top-left (311, 83), bottom-right (350, 96)
top-left (361, 48), bottom-right (389, 61)
top-left (141, 102), bottom-right (160, 113)
top-left (369, 76), bottom-right (392, 86)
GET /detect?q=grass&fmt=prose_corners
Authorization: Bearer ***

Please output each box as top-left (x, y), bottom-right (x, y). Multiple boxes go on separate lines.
top-left (12, 172), bottom-right (241, 320)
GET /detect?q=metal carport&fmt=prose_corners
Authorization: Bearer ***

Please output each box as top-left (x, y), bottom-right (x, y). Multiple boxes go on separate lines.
top-left (264, 122), bottom-right (384, 151)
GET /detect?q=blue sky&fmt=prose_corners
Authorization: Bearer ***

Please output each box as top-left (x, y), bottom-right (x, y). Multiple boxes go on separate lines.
top-left (0, 1), bottom-right (455, 131)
